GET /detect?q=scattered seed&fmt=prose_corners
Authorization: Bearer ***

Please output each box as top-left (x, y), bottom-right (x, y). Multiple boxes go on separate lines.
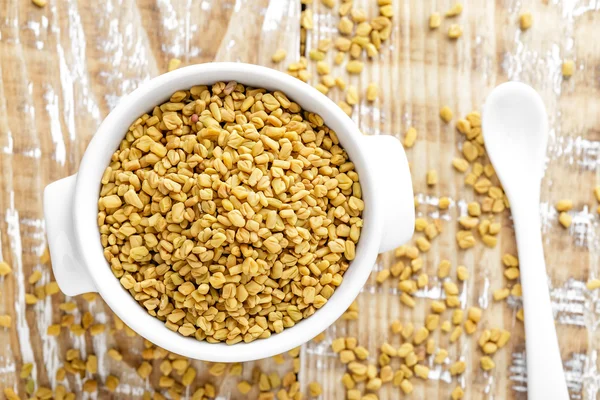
top-left (519, 12), bottom-right (532, 30)
top-left (429, 12), bottom-right (441, 29)
top-left (272, 49), bottom-right (287, 63)
top-left (448, 24), bottom-right (463, 39)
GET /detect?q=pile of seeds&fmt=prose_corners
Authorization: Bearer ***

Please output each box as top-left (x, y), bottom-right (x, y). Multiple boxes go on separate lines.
top-left (97, 82), bottom-right (363, 344)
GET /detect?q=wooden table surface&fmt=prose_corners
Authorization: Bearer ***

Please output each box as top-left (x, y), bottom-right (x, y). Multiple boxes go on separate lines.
top-left (0, 0), bottom-right (599, 399)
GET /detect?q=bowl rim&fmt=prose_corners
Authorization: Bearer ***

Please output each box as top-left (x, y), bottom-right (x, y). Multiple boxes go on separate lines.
top-left (72, 62), bottom-right (383, 362)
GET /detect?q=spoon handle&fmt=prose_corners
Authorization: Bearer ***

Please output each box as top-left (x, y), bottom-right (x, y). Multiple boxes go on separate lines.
top-left (512, 202), bottom-right (569, 400)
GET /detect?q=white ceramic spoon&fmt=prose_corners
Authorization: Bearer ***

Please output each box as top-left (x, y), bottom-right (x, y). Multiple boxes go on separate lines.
top-left (482, 82), bottom-right (569, 400)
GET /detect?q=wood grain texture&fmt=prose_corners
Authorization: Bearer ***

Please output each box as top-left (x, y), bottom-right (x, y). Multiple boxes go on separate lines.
top-left (0, 0), bottom-right (599, 399)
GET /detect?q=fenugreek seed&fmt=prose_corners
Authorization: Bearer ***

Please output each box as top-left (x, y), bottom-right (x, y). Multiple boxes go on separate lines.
top-left (414, 364), bottom-right (429, 379)
top-left (413, 327), bottom-right (429, 345)
top-left (400, 379), bottom-right (413, 394)
top-left (167, 58), bottom-right (181, 72)
top-left (452, 309), bottom-right (464, 325)
top-left (309, 382), bottom-right (322, 396)
top-left (106, 375), bottom-right (119, 392)
top-left (497, 330), bottom-right (511, 348)
top-left (0, 315), bottom-right (12, 328)
top-left (517, 308), bottom-right (525, 321)
top-left (493, 288), bottom-right (510, 301)
top-left (559, 212), bottom-right (572, 228)
top-left (301, 9), bottom-right (313, 29)
top-left (237, 381), bottom-right (252, 395)
top-left (354, 346), bottom-right (369, 360)
top-left (440, 106), bottom-right (453, 123)
top-left (452, 386), bottom-right (465, 400)
top-left (556, 199), bottom-right (573, 212)
top-left (401, 292), bottom-right (416, 308)
top-left (519, 12), bottom-right (532, 30)
top-left (480, 356), bottom-right (495, 371)
top-left (272, 49), bottom-right (287, 63)
top-left (502, 253), bottom-right (519, 267)
top-left (431, 300), bottom-right (446, 314)
top-left (401, 323), bottom-right (414, 340)
top-left (404, 127), bottom-right (418, 148)
top-left (446, 3), bottom-right (463, 17)
top-left (504, 267), bottom-right (520, 280)
top-left (366, 83), bottom-right (378, 101)
top-left (429, 12), bottom-right (441, 29)
top-left (346, 86), bottom-right (359, 105)
top-left (438, 260), bottom-right (451, 279)
top-left (346, 60), bottom-right (364, 74)
top-left (340, 349), bottom-right (356, 364)
top-left (434, 349), bottom-right (448, 364)
top-left (482, 234), bottom-right (498, 248)
top-left (450, 326), bottom-right (462, 342)
top-left (0, 261), bottom-right (12, 276)
top-left (457, 265), bottom-right (469, 281)
top-left (426, 170), bottom-right (438, 186)
top-left (450, 361), bottom-right (466, 375)
top-left (586, 279), bottom-right (600, 290)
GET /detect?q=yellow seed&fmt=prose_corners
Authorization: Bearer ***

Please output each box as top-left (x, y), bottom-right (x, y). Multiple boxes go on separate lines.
top-left (413, 327), bottom-right (429, 345)
top-left (425, 314), bottom-right (439, 331)
top-left (450, 326), bottom-right (462, 342)
top-left (441, 320), bottom-right (451, 333)
top-left (416, 237), bottom-right (431, 252)
top-left (429, 12), bottom-right (441, 29)
top-left (168, 58), bottom-right (181, 72)
top-left (482, 234), bottom-right (498, 248)
top-left (376, 269), bottom-right (390, 283)
top-left (519, 12), bottom-right (533, 30)
top-left (438, 260), bottom-right (451, 279)
top-left (595, 186), bottom-right (600, 202)
top-left (464, 319), bottom-right (477, 335)
top-left (29, 270), bottom-right (42, 285)
top-left (0, 315), bottom-right (12, 328)
top-left (457, 266), bottom-right (469, 281)
top-left (106, 375), bottom-right (119, 392)
top-left (559, 212), bottom-right (572, 228)
top-left (0, 261), bottom-right (12, 276)
top-left (555, 199), bottom-right (573, 212)
top-left (272, 49), bottom-right (287, 63)
top-left (517, 308), bottom-right (525, 321)
top-left (426, 170), bottom-right (438, 186)
top-left (354, 346), bottom-right (369, 360)
top-left (452, 158), bottom-right (469, 172)
top-left (366, 83), bottom-right (379, 101)
top-left (440, 106), bottom-right (453, 123)
top-left (400, 379), bottom-right (413, 394)
top-left (391, 320), bottom-right (403, 334)
top-left (332, 337), bottom-right (346, 353)
top-left (452, 309), bottom-right (463, 325)
top-left (467, 307), bottom-right (482, 323)
top-left (450, 361), bottom-right (466, 375)
top-left (309, 382), bottom-right (322, 396)
top-left (346, 60), bottom-right (364, 74)
top-left (32, 0), bottom-right (47, 7)
top-left (348, 362), bottom-right (367, 376)
top-left (463, 141), bottom-right (478, 162)
top-left (47, 324), bottom-right (61, 336)
top-left (404, 127), bottom-right (418, 148)
top-left (456, 118), bottom-right (471, 136)
top-left (25, 294), bottom-right (38, 305)
top-left (452, 386), bottom-right (465, 400)
top-left (504, 267), bottom-right (520, 280)
top-left (493, 288), bottom-right (510, 301)
top-left (426, 339), bottom-right (435, 355)
top-left (497, 330), bottom-right (511, 348)
top-left (446, 3), bottom-right (463, 17)
top-left (301, 9), bottom-right (313, 29)
top-left (340, 349), bottom-right (356, 363)
top-left (237, 381), bottom-right (252, 395)
top-left (483, 342), bottom-right (498, 354)
top-left (511, 283), bottom-right (522, 297)
top-left (489, 222), bottom-right (501, 235)
top-left (400, 292), bottom-right (416, 308)
top-left (586, 279), bottom-right (600, 290)
top-left (431, 301), bottom-right (446, 314)
top-left (459, 216), bottom-right (479, 229)
top-left (414, 364), bottom-right (429, 379)
top-left (346, 86), bottom-right (359, 105)
top-left (401, 323), bottom-right (414, 340)
top-left (438, 197), bottom-right (450, 210)
top-left (502, 253), bottom-right (519, 267)
top-left (480, 356), bottom-right (495, 371)
top-left (434, 349), bottom-right (448, 364)
top-left (448, 24), bottom-right (463, 39)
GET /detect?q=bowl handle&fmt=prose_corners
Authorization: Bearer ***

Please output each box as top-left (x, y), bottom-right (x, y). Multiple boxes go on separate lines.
top-left (44, 174), bottom-right (97, 296)
top-left (361, 135), bottom-right (415, 253)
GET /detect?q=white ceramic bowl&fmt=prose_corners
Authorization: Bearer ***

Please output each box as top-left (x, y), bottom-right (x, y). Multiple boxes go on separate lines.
top-left (44, 62), bottom-right (414, 362)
